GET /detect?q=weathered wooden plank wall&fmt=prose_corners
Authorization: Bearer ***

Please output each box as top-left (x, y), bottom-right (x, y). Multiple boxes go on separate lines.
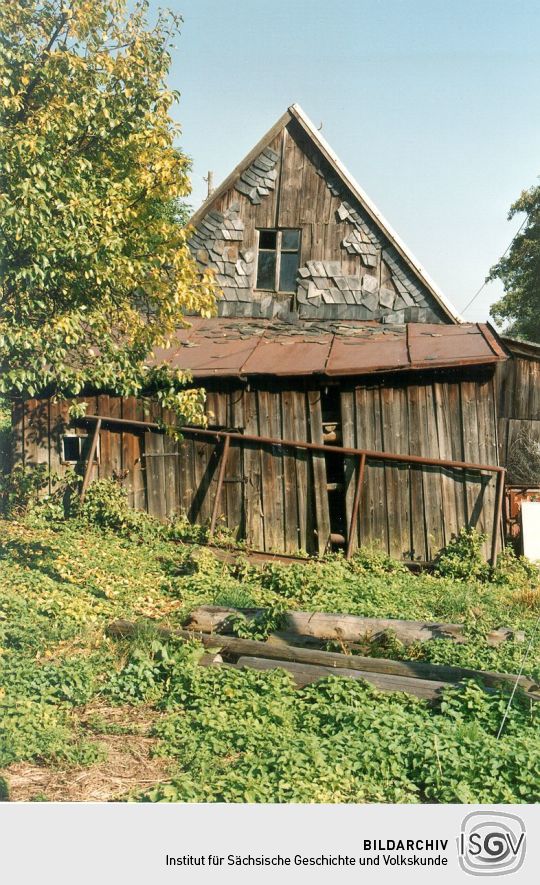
top-left (341, 375), bottom-right (498, 561)
top-left (496, 354), bottom-right (540, 481)
top-left (15, 370), bottom-right (500, 560)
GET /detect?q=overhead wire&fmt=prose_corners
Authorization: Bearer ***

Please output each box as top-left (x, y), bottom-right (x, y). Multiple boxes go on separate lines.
top-left (461, 214), bottom-right (529, 316)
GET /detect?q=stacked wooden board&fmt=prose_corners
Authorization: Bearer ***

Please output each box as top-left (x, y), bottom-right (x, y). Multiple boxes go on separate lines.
top-left (107, 605), bottom-right (539, 705)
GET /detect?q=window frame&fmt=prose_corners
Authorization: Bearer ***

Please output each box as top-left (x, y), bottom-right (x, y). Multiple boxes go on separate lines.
top-left (255, 228), bottom-right (301, 294)
top-left (61, 433), bottom-right (100, 465)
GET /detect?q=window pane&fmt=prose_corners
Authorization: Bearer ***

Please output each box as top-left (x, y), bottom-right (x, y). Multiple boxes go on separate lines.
top-left (259, 230), bottom-right (277, 250)
top-left (63, 436), bottom-right (81, 462)
top-left (256, 250), bottom-right (276, 289)
top-left (281, 229), bottom-right (300, 251)
top-left (279, 251), bottom-right (299, 292)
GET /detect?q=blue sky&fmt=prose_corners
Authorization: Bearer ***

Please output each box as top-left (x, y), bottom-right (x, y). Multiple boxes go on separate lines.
top-left (154, 0), bottom-right (540, 322)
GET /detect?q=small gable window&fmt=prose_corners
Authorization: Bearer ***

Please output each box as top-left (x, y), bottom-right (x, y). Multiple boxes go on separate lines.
top-left (256, 229), bottom-right (301, 293)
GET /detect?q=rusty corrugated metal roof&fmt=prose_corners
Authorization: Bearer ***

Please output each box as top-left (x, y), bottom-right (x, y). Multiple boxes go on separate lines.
top-left (153, 319), bottom-right (506, 379)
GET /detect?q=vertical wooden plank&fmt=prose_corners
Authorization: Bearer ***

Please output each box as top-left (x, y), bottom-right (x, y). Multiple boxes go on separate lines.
top-left (144, 431), bottom-right (166, 520)
top-left (292, 390), bottom-right (314, 553)
top-left (206, 391), bottom-right (229, 529)
top-left (162, 432), bottom-right (179, 519)
top-left (131, 398), bottom-right (147, 512)
top-left (257, 389), bottom-right (285, 552)
top-left (11, 399), bottom-right (25, 469)
top-left (380, 385), bottom-right (411, 559)
top-left (24, 399), bottom-right (49, 474)
top-left (341, 389), bottom-right (357, 545)
top-left (107, 397), bottom-right (123, 480)
top-left (227, 389), bottom-right (245, 540)
top-left (159, 405), bottom-right (185, 517)
top-left (307, 389), bottom-right (331, 554)
top-left (281, 389), bottom-right (301, 552)
top-left (121, 397), bottom-right (137, 507)
top-left (446, 382), bottom-right (468, 536)
top-left (473, 377), bottom-right (500, 558)
top-left (407, 385), bottom-right (428, 561)
top-left (96, 395), bottom-right (111, 481)
top-left (419, 385), bottom-right (446, 559)
top-left (48, 398), bottom-right (69, 480)
top-left (354, 386), bottom-right (388, 553)
top-left (434, 382), bottom-right (462, 544)
top-left (243, 388), bottom-right (265, 550)
top-left (460, 380), bottom-right (486, 535)
top-left (191, 431), bottom-right (218, 525)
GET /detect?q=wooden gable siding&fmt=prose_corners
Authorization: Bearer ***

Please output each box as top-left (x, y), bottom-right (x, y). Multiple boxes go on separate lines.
top-left (189, 118), bottom-right (449, 325)
top-left (16, 370), bottom-right (499, 561)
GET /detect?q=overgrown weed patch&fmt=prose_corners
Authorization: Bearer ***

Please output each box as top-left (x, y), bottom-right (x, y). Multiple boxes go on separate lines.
top-left (1, 515), bottom-right (539, 802)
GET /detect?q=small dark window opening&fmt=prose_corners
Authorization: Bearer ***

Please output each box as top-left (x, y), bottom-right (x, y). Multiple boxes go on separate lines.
top-left (256, 229), bottom-right (301, 293)
top-left (62, 434), bottom-right (99, 464)
top-left (62, 435), bottom-right (83, 463)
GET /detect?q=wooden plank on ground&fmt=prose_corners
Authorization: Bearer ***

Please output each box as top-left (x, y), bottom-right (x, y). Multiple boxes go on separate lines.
top-left (235, 656), bottom-right (447, 700)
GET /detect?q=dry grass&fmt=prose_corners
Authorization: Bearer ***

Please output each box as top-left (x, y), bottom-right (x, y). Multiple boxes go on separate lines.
top-left (0, 704), bottom-right (173, 803)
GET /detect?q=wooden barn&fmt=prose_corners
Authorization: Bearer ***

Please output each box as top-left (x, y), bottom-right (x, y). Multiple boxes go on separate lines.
top-left (15, 103), bottom-right (534, 565)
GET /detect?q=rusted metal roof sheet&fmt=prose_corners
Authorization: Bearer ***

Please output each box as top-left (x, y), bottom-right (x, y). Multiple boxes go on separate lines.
top-left (154, 319), bottom-right (506, 379)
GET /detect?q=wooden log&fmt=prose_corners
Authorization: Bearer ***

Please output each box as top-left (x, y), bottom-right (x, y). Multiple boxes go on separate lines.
top-left (185, 605), bottom-right (525, 648)
top-left (106, 620), bottom-right (539, 698)
top-left (234, 656), bottom-right (448, 700)
top-left (185, 605), bottom-right (467, 644)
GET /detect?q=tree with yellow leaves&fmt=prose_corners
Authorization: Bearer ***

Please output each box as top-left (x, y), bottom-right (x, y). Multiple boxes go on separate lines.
top-left (0, 0), bottom-right (217, 421)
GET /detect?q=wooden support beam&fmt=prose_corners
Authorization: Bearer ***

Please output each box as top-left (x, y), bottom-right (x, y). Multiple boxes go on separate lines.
top-left (490, 467), bottom-right (506, 569)
top-left (346, 452), bottom-right (366, 559)
top-left (79, 418), bottom-right (101, 504)
top-left (208, 434), bottom-right (231, 539)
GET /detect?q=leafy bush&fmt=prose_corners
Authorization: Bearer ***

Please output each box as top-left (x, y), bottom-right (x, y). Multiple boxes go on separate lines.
top-left (0, 464), bottom-right (78, 519)
top-left (77, 478), bottom-right (163, 539)
top-left (493, 546), bottom-right (540, 589)
top-left (433, 528), bottom-right (490, 581)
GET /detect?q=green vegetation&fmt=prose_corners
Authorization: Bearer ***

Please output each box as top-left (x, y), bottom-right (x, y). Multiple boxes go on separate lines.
top-left (1, 0), bottom-right (216, 422)
top-left (489, 181), bottom-right (540, 342)
top-left (0, 477), bottom-right (539, 803)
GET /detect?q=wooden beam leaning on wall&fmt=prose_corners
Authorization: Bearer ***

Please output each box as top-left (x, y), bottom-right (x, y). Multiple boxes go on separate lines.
top-left (76, 414), bottom-right (506, 567)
